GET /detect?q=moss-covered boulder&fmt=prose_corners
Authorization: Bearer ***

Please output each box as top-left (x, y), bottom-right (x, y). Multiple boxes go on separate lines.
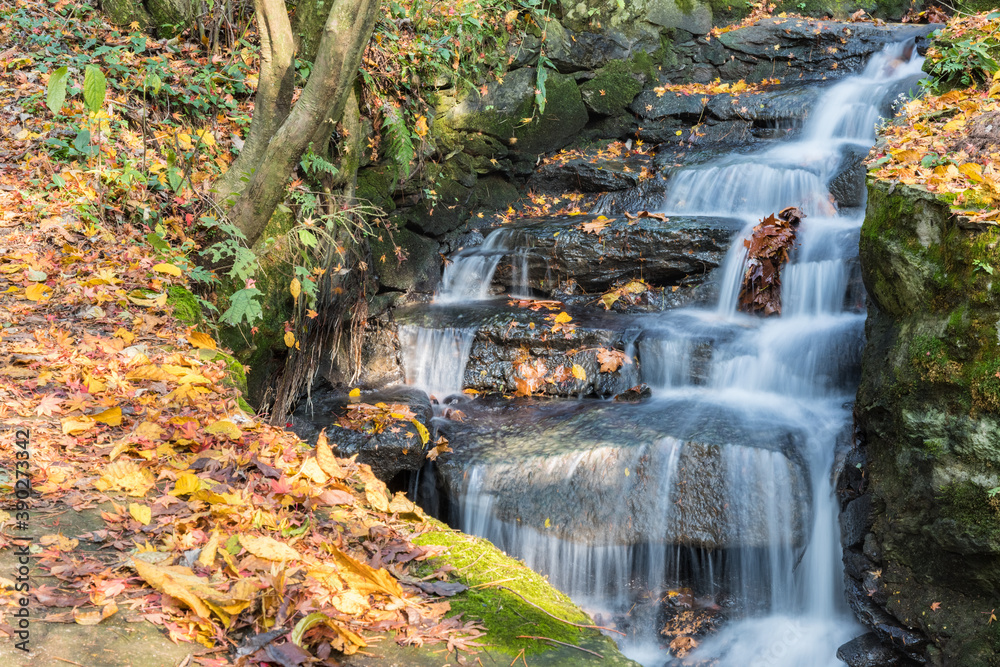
top-left (443, 67), bottom-right (588, 164)
top-left (580, 61), bottom-right (644, 116)
top-left (371, 227), bottom-right (440, 293)
top-left (406, 523), bottom-right (639, 664)
top-left (853, 179), bottom-right (1000, 666)
top-left (356, 167), bottom-right (396, 213)
top-left (554, 0), bottom-right (719, 36)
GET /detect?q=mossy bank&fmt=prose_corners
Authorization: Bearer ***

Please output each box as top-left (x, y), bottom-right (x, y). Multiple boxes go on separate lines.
top-left (851, 179), bottom-right (1000, 666)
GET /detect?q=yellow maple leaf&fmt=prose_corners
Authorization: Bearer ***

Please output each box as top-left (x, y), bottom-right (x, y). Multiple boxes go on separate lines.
top-left (238, 534), bottom-right (302, 562)
top-left (128, 503), bottom-right (151, 525)
top-left (186, 331), bottom-right (216, 350)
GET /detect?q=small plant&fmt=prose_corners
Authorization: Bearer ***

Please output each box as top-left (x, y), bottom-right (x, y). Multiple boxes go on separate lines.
top-left (923, 29), bottom-right (999, 92)
top-left (973, 259), bottom-right (995, 275)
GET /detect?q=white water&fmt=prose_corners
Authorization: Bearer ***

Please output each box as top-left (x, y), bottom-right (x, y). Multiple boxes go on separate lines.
top-left (398, 325), bottom-right (475, 400)
top-left (435, 228), bottom-right (531, 304)
top-left (404, 39), bottom-right (924, 666)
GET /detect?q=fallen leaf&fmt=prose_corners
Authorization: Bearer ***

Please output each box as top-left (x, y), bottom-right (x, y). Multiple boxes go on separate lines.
top-left (238, 534), bottom-right (302, 562)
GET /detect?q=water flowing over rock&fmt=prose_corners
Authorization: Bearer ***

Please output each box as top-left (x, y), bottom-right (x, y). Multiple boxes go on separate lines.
top-left (411, 36), bottom-right (925, 667)
top-left (291, 20), bottom-right (941, 667)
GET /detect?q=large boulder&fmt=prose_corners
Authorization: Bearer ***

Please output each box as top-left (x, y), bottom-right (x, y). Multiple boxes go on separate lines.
top-left (395, 303), bottom-right (640, 398)
top-left (435, 399), bottom-right (812, 552)
top-left (442, 67), bottom-right (588, 164)
top-left (718, 19), bottom-right (938, 82)
top-left (493, 214), bottom-right (743, 294)
top-left (371, 227), bottom-right (440, 293)
top-left (853, 180), bottom-right (1000, 666)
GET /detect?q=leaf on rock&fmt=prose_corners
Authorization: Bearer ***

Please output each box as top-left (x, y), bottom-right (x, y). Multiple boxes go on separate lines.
top-left (316, 429), bottom-right (345, 478)
top-left (73, 601), bottom-right (117, 626)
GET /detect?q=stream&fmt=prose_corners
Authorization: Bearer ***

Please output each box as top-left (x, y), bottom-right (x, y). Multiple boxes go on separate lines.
top-left (393, 39), bottom-right (923, 666)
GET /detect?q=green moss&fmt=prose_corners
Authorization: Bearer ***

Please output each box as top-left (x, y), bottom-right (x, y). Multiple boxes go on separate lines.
top-left (629, 50), bottom-right (659, 82)
top-left (579, 61), bottom-right (643, 116)
top-left (937, 481), bottom-right (1000, 546)
top-left (412, 527), bottom-right (601, 657)
top-left (356, 168), bottom-right (396, 213)
top-left (166, 285), bottom-right (201, 324)
top-left (923, 437), bottom-right (947, 456)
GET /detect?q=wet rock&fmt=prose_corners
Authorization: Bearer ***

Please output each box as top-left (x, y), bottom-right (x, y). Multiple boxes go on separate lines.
top-left (614, 384), bottom-right (652, 401)
top-left (837, 633), bottom-right (920, 667)
top-left (631, 90), bottom-right (706, 120)
top-left (394, 303), bottom-right (641, 398)
top-left (840, 493), bottom-right (872, 549)
top-left (718, 19), bottom-right (938, 82)
top-left (705, 85), bottom-right (822, 124)
top-left (371, 227), bottom-right (440, 293)
top-left (843, 576), bottom-right (929, 660)
top-left (527, 158), bottom-right (640, 193)
top-left (288, 386), bottom-right (432, 483)
top-left (494, 214), bottom-right (743, 295)
top-left (591, 179), bottom-right (670, 216)
top-left (879, 73), bottom-right (926, 118)
top-left (436, 400), bottom-right (812, 551)
top-left (830, 144), bottom-right (870, 209)
top-left (843, 549), bottom-right (875, 581)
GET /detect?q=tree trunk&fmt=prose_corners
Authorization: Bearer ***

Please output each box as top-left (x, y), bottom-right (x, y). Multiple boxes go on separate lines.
top-left (213, 0), bottom-right (296, 206)
top-left (221, 0), bottom-right (379, 246)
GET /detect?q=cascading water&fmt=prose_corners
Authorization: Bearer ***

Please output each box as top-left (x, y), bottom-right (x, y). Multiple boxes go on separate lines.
top-left (403, 38), bottom-right (925, 666)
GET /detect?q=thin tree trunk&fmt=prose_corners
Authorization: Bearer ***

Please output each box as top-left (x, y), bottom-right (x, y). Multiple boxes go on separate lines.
top-left (213, 0), bottom-right (296, 206)
top-left (223, 0), bottom-right (379, 245)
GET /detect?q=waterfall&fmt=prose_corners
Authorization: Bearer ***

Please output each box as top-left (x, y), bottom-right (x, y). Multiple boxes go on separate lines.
top-left (400, 35), bottom-right (925, 667)
top-left (436, 227), bottom-right (531, 304)
top-left (398, 325), bottom-right (475, 400)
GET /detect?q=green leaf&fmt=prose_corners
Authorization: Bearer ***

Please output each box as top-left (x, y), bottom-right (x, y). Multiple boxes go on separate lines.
top-left (220, 287), bottom-right (263, 326)
top-left (83, 65), bottom-right (107, 114)
top-left (535, 63), bottom-right (549, 115)
top-left (46, 66), bottom-right (69, 115)
top-left (144, 72), bottom-right (162, 95)
top-left (73, 129), bottom-right (92, 155)
top-left (146, 232), bottom-right (171, 254)
top-left (297, 228), bottom-right (318, 249)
